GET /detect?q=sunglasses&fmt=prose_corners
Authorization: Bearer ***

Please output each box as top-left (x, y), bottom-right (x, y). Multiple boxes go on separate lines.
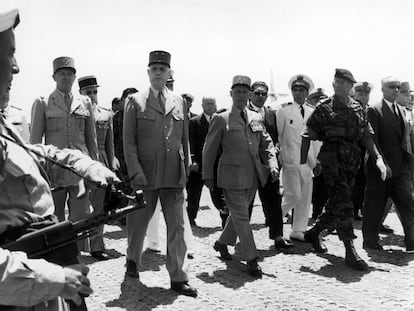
top-left (254, 92), bottom-right (267, 97)
top-left (387, 85), bottom-right (400, 90)
top-left (86, 90), bottom-right (98, 95)
top-left (150, 66), bottom-right (168, 73)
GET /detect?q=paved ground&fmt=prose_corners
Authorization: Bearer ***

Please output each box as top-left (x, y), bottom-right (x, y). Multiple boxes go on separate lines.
top-left (80, 190), bottom-right (414, 311)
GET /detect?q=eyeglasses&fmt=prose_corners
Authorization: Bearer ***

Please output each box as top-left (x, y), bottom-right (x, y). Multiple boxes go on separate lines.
top-left (150, 66), bottom-right (168, 73)
top-left (86, 90), bottom-right (98, 95)
top-left (387, 85), bottom-right (400, 90)
top-left (254, 92), bottom-right (267, 97)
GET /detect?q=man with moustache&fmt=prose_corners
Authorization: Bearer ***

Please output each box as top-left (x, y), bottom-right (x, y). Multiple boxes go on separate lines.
top-left (203, 75), bottom-right (278, 277)
top-left (123, 50), bottom-right (197, 297)
top-left (247, 81), bottom-right (293, 250)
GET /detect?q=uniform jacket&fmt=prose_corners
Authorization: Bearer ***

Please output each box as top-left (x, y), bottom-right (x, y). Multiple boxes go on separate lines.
top-left (202, 106), bottom-right (277, 189)
top-left (0, 118), bottom-right (98, 311)
top-left (366, 99), bottom-right (414, 176)
top-left (94, 105), bottom-right (115, 169)
top-left (30, 89), bottom-right (98, 187)
top-left (276, 102), bottom-right (319, 168)
top-left (189, 113), bottom-right (209, 171)
top-left (123, 87), bottom-right (189, 190)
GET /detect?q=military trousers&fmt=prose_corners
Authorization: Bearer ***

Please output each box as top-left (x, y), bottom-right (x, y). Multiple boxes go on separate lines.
top-left (126, 188), bottom-right (189, 282)
top-left (89, 187), bottom-right (106, 252)
top-left (219, 187), bottom-right (259, 262)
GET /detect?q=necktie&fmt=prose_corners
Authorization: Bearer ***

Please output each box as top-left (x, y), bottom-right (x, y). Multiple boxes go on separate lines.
top-left (392, 103), bottom-right (404, 133)
top-left (158, 91), bottom-right (165, 113)
top-left (64, 94), bottom-right (71, 110)
top-left (240, 110), bottom-right (246, 123)
top-left (300, 105), bottom-right (305, 118)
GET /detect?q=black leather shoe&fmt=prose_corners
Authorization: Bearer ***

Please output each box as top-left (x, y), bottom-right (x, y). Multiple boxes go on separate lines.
top-left (125, 259), bottom-right (139, 278)
top-left (304, 229), bottom-right (327, 253)
top-left (247, 259), bottom-right (262, 278)
top-left (344, 240), bottom-right (369, 271)
top-left (171, 281), bottom-right (198, 297)
top-left (362, 240), bottom-right (383, 251)
top-left (213, 241), bottom-right (232, 260)
top-left (91, 251), bottom-right (111, 261)
top-left (379, 224), bottom-right (394, 234)
top-left (274, 237), bottom-right (294, 250)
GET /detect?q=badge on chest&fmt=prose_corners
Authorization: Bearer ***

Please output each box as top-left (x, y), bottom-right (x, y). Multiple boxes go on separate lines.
top-left (250, 120), bottom-right (264, 132)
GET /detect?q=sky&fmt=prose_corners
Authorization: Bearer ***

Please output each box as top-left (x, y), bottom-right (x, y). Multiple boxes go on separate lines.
top-left (5, 0), bottom-right (414, 117)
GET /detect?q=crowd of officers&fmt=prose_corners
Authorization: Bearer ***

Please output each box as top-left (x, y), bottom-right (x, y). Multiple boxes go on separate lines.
top-left (1, 6), bottom-right (414, 310)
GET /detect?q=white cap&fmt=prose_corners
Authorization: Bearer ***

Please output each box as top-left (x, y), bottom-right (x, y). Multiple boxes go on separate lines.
top-left (0, 8), bottom-right (19, 33)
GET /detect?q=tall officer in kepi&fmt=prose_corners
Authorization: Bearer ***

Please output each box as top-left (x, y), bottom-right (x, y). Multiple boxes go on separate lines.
top-left (123, 50), bottom-right (197, 297)
top-left (30, 57), bottom-right (99, 254)
top-left (78, 75), bottom-right (119, 260)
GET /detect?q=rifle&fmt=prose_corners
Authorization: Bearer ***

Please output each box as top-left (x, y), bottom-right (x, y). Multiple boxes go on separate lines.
top-left (2, 188), bottom-right (146, 311)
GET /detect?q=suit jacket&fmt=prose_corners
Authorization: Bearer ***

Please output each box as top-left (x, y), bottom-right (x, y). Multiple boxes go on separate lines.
top-left (30, 89), bottom-right (98, 187)
top-left (203, 106), bottom-right (277, 189)
top-left (189, 114), bottom-right (209, 171)
top-left (123, 87), bottom-right (189, 190)
top-left (366, 99), bottom-right (413, 176)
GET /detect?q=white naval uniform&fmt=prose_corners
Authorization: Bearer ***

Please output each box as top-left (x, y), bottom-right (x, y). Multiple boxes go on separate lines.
top-left (276, 102), bottom-right (320, 234)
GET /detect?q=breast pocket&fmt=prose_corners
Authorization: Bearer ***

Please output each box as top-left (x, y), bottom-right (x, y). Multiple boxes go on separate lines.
top-left (73, 113), bottom-right (87, 132)
top-left (97, 120), bottom-right (109, 140)
top-left (45, 111), bottom-right (65, 132)
top-left (136, 109), bottom-right (156, 136)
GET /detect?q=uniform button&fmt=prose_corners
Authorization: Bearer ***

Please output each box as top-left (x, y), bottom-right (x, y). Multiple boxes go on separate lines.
top-left (166, 148), bottom-right (170, 152)
top-left (249, 142), bottom-right (252, 145)
top-left (68, 133), bottom-right (71, 136)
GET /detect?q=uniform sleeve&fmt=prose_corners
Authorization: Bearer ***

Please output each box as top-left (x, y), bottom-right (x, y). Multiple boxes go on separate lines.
top-left (188, 118), bottom-right (197, 164)
top-left (84, 100), bottom-right (98, 161)
top-left (181, 98), bottom-right (190, 175)
top-left (259, 130), bottom-right (278, 170)
top-left (30, 98), bottom-right (46, 144)
top-left (202, 115), bottom-right (224, 180)
top-left (123, 96), bottom-right (144, 179)
top-left (0, 248), bottom-right (65, 307)
top-left (276, 107), bottom-right (285, 144)
top-left (105, 112), bottom-right (115, 170)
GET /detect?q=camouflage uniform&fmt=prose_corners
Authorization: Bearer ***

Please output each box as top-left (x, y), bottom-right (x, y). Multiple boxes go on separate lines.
top-left (302, 95), bottom-right (373, 241)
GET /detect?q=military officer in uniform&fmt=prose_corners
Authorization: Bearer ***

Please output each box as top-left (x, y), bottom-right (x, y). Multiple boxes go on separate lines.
top-left (0, 8), bottom-right (118, 309)
top-left (301, 69), bottom-right (387, 270)
top-left (306, 87), bottom-right (327, 108)
top-left (1, 103), bottom-right (29, 142)
top-left (123, 50), bottom-right (197, 297)
top-left (78, 75), bottom-right (118, 260)
top-left (203, 75), bottom-right (279, 277)
top-left (30, 57), bottom-right (98, 253)
top-left (276, 74), bottom-right (320, 242)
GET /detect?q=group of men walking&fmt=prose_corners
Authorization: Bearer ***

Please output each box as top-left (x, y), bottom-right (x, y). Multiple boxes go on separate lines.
top-left (2, 5), bottom-right (414, 310)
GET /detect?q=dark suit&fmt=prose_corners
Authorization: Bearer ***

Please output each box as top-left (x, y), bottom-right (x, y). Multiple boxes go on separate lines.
top-left (363, 100), bottom-right (414, 247)
top-left (187, 114), bottom-right (228, 227)
top-left (247, 104), bottom-right (283, 240)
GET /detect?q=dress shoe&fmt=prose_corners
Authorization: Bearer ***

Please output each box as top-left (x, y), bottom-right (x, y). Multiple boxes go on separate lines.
top-left (90, 251), bottom-right (111, 261)
top-left (304, 228), bottom-right (328, 253)
top-left (246, 258), bottom-right (262, 278)
top-left (274, 237), bottom-right (294, 249)
top-left (379, 224), bottom-right (394, 234)
top-left (171, 281), bottom-right (198, 297)
top-left (344, 240), bottom-right (369, 271)
top-left (187, 251), bottom-right (194, 259)
top-left (213, 241), bottom-right (232, 260)
top-left (406, 244), bottom-right (414, 254)
top-left (362, 240), bottom-right (383, 251)
top-left (125, 259), bottom-right (139, 278)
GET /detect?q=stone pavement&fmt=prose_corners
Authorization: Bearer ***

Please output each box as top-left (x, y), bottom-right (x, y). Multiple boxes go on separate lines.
top-left (81, 191), bottom-right (414, 311)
